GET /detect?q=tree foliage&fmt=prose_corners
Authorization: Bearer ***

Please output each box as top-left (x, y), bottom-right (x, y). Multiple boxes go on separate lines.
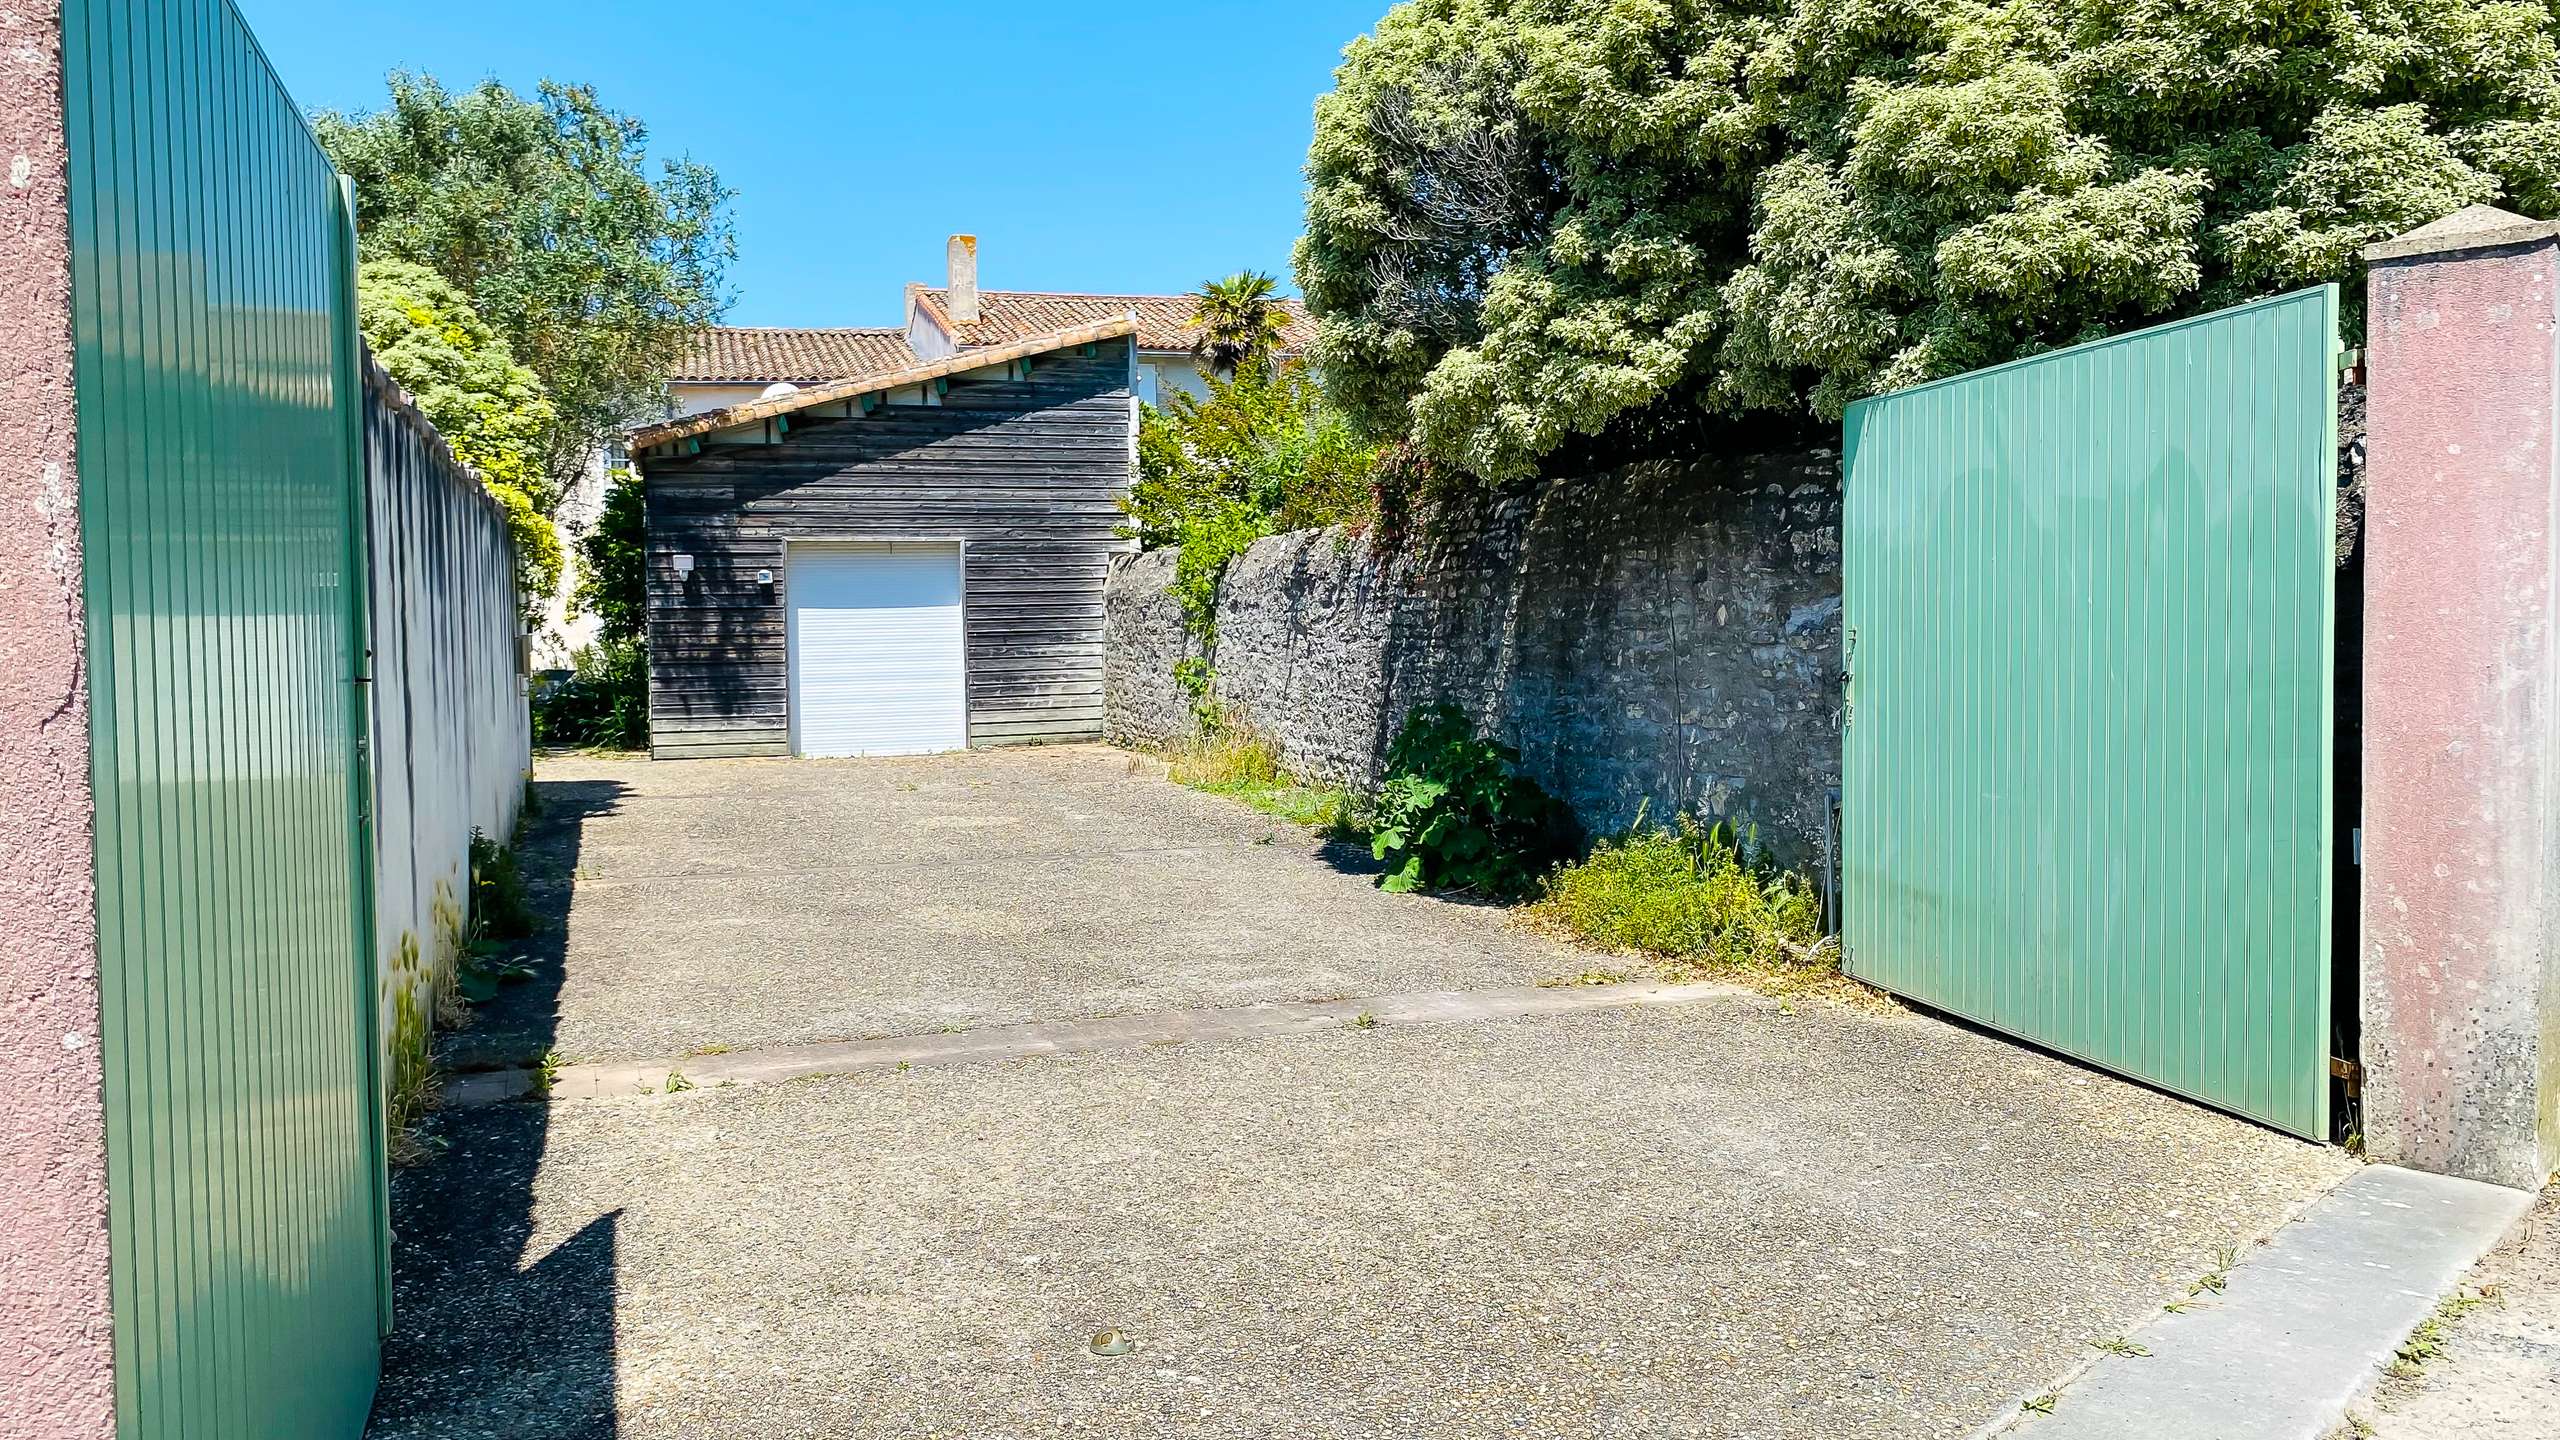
top-left (1129, 361), bottom-right (1379, 553)
top-left (577, 470), bottom-right (649, 649)
top-left (532, 468), bottom-right (651, 750)
top-left (1128, 360), bottom-right (1380, 721)
top-left (1299, 0), bottom-right (2560, 481)
top-left (356, 258), bottom-right (563, 621)
top-left (317, 74), bottom-right (735, 499)
top-left (1189, 270), bottom-right (1295, 378)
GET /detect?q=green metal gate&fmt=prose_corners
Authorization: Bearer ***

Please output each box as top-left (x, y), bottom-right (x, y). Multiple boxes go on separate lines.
top-left (65, 0), bottom-right (388, 1433)
top-left (1842, 287), bottom-right (2340, 1140)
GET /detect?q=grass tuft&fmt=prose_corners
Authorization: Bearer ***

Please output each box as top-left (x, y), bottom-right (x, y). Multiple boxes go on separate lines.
top-left (1529, 817), bottom-right (1824, 971)
top-left (1164, 730), bottom-right (1359, 832)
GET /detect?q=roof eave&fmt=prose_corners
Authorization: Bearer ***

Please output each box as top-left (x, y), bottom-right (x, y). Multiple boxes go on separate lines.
top-left (629, 315), bottom-right (1138, 451)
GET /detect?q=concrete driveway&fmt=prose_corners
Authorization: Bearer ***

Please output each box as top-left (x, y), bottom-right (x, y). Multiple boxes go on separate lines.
top-left (373, 746), bottom-right (2352, 1439)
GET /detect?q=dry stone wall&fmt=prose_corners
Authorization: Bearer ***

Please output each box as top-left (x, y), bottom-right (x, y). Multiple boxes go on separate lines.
top-left (1106, 449), bottom-right (1845, 864)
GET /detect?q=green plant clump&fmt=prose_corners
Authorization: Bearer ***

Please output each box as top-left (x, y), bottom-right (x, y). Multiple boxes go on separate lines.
top-left (1531, 815), bottom-right (1823, 970)
top-left (1128, 356), bottom-right (1381, 722)
top-left (355, 258), bottom-right (562, 621)
top-left (533, 637), bottom-right (649, 751)
top-left (1369, 703), bottom-right (1578, 897)
top-left (1167, 729), bottom-right (1358, 831)
top-left (468, 828), bottom-right (539, 941)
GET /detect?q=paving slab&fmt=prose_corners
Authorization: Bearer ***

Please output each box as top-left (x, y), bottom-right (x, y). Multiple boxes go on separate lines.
top-left (1979, 1166), bottom-right (2533, 1440)
top-left (375, 993), bottom-right (2352, 1439)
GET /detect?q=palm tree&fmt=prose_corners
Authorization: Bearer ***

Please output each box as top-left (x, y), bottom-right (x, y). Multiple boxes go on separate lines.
top-left (1189, 271), bottom-right (1292, 378)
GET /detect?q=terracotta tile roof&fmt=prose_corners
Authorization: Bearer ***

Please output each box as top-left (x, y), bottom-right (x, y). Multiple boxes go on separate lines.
top-left (630, 316), bottom-right (1139, 451)
top-left (673, 327), bottom-right (917, 384)
top-left (909, 286), bottom-right (1314, 355)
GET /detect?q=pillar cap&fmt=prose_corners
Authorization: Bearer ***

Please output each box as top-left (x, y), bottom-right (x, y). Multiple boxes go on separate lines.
top-left (2365, 204), bottom-right (2560, 263)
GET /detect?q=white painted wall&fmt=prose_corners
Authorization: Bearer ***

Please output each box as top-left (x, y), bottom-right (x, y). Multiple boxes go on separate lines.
top-left (362, 359), bottom-right (531, 1097)
top-left (1140, 350), bottom-right (1213, 406)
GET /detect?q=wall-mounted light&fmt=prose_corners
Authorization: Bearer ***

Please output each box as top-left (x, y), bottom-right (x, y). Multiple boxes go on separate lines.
top-left (672, 553), bottom-right (695, 578)
top-left (755, 568), bottom-right (775, 586)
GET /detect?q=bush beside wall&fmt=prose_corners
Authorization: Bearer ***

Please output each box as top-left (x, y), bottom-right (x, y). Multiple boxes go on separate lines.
top-left (1107, 449), bottom-right (1845, 866)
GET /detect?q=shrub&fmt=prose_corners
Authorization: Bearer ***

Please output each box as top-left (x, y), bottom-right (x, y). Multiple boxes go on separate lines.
top-left (356, 257), bottom-right (563, 620)
top-left (1369, 703), bottom-right (1578, 896)
top-left (1532, 817), bottom-right (1824, 971)
top-left (1298, 0), bottom-right (2560, 482)
top-left (532, 638), bottom-right (648, 750)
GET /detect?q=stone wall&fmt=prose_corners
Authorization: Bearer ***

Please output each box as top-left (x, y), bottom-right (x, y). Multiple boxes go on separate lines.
top-left (1106, 449), bottom-right (1845, 864)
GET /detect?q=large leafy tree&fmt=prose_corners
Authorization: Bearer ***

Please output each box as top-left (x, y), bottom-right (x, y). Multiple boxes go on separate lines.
top-left (356, 259), bottom-right (563, 621)
top-left (1299, 0), bottom-right (2560, 482)
top-left (316, 74), bottom-right (736, 501)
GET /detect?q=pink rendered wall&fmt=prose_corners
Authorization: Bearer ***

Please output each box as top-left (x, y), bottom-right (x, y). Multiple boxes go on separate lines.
top-left (2361, 211), bottom-right (2560, 1191)
top-left (0, 2), bottom-right (114, 1435)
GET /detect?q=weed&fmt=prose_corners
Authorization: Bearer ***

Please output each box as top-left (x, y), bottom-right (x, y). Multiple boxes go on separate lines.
top-left (1369, 704), bottom-right (1577, 897)
top-left (2022, 1394), bottom-right (2056, 1415)
top-left (2088, 1337), bottom-right (2151, 1358)
top-left (469, 830), bottom-right (539, 940)
top-left (2390, 1287), bottom-right (2496, 1379)
top-left (663, 1070), bottom-right (696, 1094)
top-left (1164, 730), bottom-right (1357, 832)
top-left (2190, 1244), bottom-right (2237, 1296)
top-left (683, 1043), bottom-right (733, 1057)
top-left (531, 1048), bottom-right (565, 1096)
top-left (1349, 1011), bottom-right (1380, 1030)
top-left (1530, 811), bottom-right (1823, 972)
top-left (895, 1061), bottom-right (913, 1074)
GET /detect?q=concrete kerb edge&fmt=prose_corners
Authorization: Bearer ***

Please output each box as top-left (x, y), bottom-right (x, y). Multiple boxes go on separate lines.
top-left (1964, 1166), bottom-right (2536, 1440)
top-left (1958, 1167), bottom-right (2363, 1440)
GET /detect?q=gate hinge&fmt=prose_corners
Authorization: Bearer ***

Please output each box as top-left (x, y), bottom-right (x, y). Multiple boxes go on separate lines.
top-left (2330, 1056), bottom-right (2363, 1097)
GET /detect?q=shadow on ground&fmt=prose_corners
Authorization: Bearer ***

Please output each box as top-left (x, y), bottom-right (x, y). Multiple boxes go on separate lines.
top-left (367, 776), bottom-right (626, 1440)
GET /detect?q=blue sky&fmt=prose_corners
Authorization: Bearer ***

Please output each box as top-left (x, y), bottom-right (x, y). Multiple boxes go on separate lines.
top-left (236, 0), bottom-right (1388, 326)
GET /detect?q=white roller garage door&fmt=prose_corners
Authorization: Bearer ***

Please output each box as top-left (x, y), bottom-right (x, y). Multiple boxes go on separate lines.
top-left (787, 541), bottom-right (967, 757)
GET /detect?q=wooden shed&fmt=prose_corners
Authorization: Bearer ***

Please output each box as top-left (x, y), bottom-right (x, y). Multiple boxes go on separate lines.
top-left (626, 316), bottom-right (1137, 759)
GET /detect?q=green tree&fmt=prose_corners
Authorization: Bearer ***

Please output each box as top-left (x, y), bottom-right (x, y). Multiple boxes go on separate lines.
top-left (1298, 0), bottom-right (2560, 482)
top-left (1128, 362), bottom-right (1376, 551)
top-left (1189, 271), bottom-right (1295, 378)
top-left (1127, 360), bottom-right (1378, 719)
top-left (356, 258), bottom-right (563, 621)
top-left (316, 74), bottom-right (735, 501)
top-left (577, 471), bottom-right (648, 648)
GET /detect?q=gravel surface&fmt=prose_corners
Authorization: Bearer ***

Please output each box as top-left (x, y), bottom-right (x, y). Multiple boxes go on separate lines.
top-left (448, 748), bottom-right (1581, 1069)
top-left (2353, 1184), bottom-right (2560, 1439)
top-left (384, 746), bottom-right (2353, 1438)
top-left (378, 996), bottom-right (2348, 1438)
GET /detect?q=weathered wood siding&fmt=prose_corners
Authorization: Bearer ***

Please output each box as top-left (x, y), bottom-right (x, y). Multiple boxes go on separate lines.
top-left (641, 339), bottom-right (1133, 758)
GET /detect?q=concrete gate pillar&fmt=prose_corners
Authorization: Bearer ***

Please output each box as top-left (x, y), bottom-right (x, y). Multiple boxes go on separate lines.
top-left (2361, 205), bottom-right (2560, 1190)
top-left (0, 2), bottom-right (115, 1436)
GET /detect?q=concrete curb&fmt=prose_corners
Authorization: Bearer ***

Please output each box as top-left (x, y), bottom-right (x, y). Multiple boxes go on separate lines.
top-left (443, 978), bottom-right (1743, 1106)
top-left (1973, 1165), bottom-right (2535, 1440)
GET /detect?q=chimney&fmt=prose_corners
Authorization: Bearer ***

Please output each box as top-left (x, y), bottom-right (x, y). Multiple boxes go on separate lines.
top-left (946, 234), bottom-right (979, 325)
